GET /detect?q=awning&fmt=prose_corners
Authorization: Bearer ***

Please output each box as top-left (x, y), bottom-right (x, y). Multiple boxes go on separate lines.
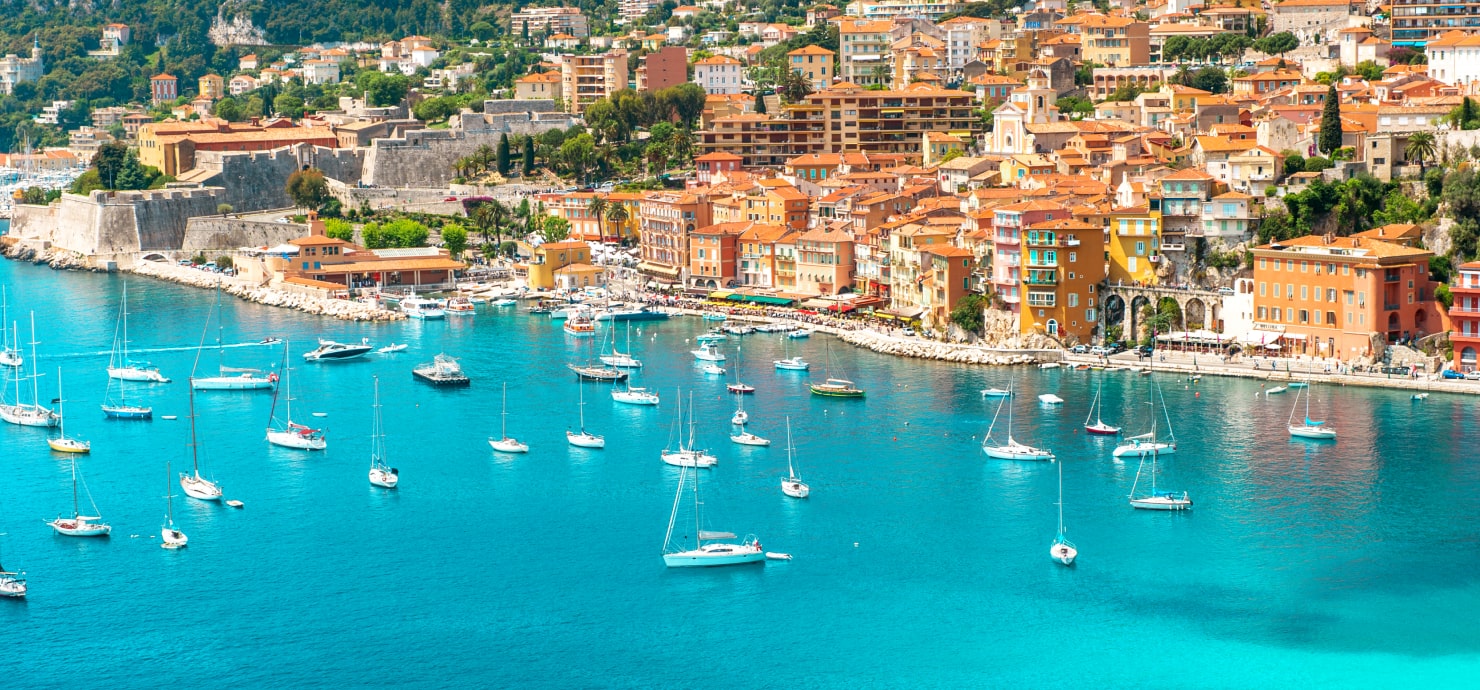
top-left (727, 294), bottom-right (794, 306)
top-left (1239, 329), bottom-right (1284, 345)
top-left (708, 290), bottom-right (734, 300)
top-left (883, 307), bottom-right (924, 319)
top-left (1284, 333), bottom-right (1308, 341)
top-left (637, 261), bottom-right (682, 278)
top-left (826, 303), bottom-right (855, 313)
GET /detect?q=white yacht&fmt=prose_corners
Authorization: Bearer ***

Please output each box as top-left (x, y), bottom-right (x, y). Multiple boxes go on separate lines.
top-left (690, 342), bottom-right (726, 362)
top-left (302, 338), bottom-right (374, 362)
top-left (402, 296), bottom-right (446, 319)
top-left (367, 378), bottom-right (399, 489)
top-left (661, 393), bottom-right (717, 468)
top-left (662, 465), bottom-right (765, 568)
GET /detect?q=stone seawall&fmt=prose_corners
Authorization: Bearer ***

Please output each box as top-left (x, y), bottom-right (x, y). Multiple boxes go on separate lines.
top-left (181, 217), bottom-right (309, 252)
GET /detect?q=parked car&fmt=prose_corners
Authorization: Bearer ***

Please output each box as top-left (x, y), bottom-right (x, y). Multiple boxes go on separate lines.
top-left (1107, 343), bottom-right (1127, 355)
top-left (1217, 287), bottom-right (1236, 295)
top-left (1070, 345), bottom-right (1089, 354)
top-left (901, 327), bottom-right (917, 336)
top-left (1442, 369), bottom-right (1465, 379)
top-left (1089, 346), bottom-right (1111, 356)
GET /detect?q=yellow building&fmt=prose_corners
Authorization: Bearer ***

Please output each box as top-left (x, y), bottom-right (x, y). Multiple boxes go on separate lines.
top-left (1000, 154), bottom-right (1055, 184)
top-left (198, 74), bottom-right (224, 101)
top-left (514, 72), bottom-right (563, 102)
top-left (1106, 206), bottom-right (1162, 285)
top-left (1158, 84), bottom-right (1212, 113)
top-left (523, 240), bottom-right (598, 289)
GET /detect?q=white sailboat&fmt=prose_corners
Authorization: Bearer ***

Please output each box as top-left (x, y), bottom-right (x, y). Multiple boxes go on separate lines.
top-left (567, 382), bottom-right (605, 448)
top-left (662, 464), bottom-right (764, 568)
top-left (773, 332), bottom-right (809, 370)
top-left (265, 346), bottom-right (326, 451)
top-left (0, 314), bottom-right (59, 427)
top-left (161, 457), bottom-right (188, 549)
top-left (192, 284), bottom-right (276, 391)
top-left (47, 456), bottom-right (110, 537)
top-left (1128, 452), bottom-right (1192, 511)
top-left (46, 369), bottom-right (90, 454)
top-left (0, 287), bottom-right (20, 368)
top-left (368, 377), bottom-right (399, 488)
top-left (779, 418), bottom-right (809, 498)
top-left (179, 387), bottom-right (223, 502)
top-left (1113, 379), bottom-right (1176, 458)
top-left (599, 322), bottom-right (643, 368)
top-left (1288, 371), bottom-right (1336, 440)
top-left (1084, 380), bottom-right (1120, 435)
top-left (662, 391), bottom-right (717, 468)
top-left (981, 384), bottom-right (1055, 461)
top-left (611, 377), bottom-right (660, 405)
top-left (106, 285), bottom-right (168, 383)
top-left (489, 382), bottom-right (529, 453)
top-left (1050, 459), bottom-right (1076, 565)
top-left (730, 392), bottom-right (749, 426)
top-left (0, 532), bottom-right (25, 597)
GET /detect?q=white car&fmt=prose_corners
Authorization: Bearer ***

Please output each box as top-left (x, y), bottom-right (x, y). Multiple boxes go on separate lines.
top-left (1466, 371), bottom-right (1480, 381)
top-left (1090, 346), bottom-right (1111, 356)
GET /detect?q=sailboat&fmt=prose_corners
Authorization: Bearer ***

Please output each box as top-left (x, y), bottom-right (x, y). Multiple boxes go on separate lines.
top-left (47, 456), bottom-right (110, 537)
top-left (489, 382), bottom-right (529, 453)
top-left (0, 531), bottom-right (25, 597)
top-left (368, 377), bottom-right (399, 488)
top-left (192, 284), bottom-right (276, 391)
top-left (102, 347), bottom-right (153, 420)
top-left (1083, 380), bottom-right (1120, 435)
top-left (106, 285), bottom-right (168, 383)
top-left (0, 314), bottom-right (59, 427)
top-left (1128, 452), bottom-right (1192, 511)
top-left (161, 457), bottom-right (188, 549)
top-left (662, 464), bottom-right (764, 567)
top-left (727, 347), bottom-right (755, 394)
top-left (599, 322), bottom-right (643, 368)
top-left (1113, 379), bottom-right (1176, 458)
top-left (730, 392), bottom-right (749, 426)
top-left (780, 418), bottom-right (809, 498)
top-left (774, 330), bottom-right (809, 370)
top-left (661, 391), bottom-right (717, 468)
top-left (179, 386), bottom-right (223, 501)
top-left (1288, 374), bottom-right (1336, 440)
top-left (1050, 459), bottom-right (1076, 565)
top-left (0, 287), bottom-right (20, 368)
top-left (981, 383), bottom-right (1055, 461)
top-left (567, 382), bottom-right (605, 448)
top-left (46, 369), bottom-right (90, 454)
top-left (810, 341), bottom-right (864, 397)
top-left (266, 345), bottom-right (326, 450)
top-left (611, 376), bottom-right (660, 405)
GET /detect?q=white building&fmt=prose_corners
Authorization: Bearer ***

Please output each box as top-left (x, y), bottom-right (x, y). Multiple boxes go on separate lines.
top-left (694, 55), bottom-right (745, 95)
top-left (847, 0), bottom-right (966, 21)
top-left (987, 69), bottom-right (1060, 155)
top-left (0, 39), bottom-right (43, 96)
top-left (301, 59), bottom-right (341, 85)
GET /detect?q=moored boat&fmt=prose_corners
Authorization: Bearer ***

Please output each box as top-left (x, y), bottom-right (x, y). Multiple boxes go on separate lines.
top-left (302, 338), bottom-right (374, 362)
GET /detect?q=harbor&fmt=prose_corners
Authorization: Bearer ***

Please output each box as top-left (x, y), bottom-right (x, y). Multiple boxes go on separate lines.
top-left (0, 258), bottom-right (1477, 685)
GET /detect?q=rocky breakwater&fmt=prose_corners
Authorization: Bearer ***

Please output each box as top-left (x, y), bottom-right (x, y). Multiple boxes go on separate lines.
top-left (839, 329), bottom-right (1050, 365)
top-left (129, 260), bottom-right (404, 322)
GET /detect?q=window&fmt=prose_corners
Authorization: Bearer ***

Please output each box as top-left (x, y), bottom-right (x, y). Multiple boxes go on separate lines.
top-left (1273, 307), bottom-right (1282, 321)
top-left (1286, 284), bottom-right (1293, 299)
top-left (1343, 264), bottom-right (1350, 276)
top-left (1299, 309), bottom-right (1309, 324)
top-left (1301, 286), bottom-right (1308, 300)
top-left (1260, 258), bottom-right (1267, 269)
top-left (1301, 261), bottom-right (1308, 273)
top-left (1258, 306), bottom-right (1267, 319)
top-left (1259, 282), bottom-right (1266, 296)
top-left (1069, 252), bottom-right (1077, 262)
top-left (1068, 293), bottom-right (1079, 307)
top-left (1287, 260), bottom-right (1294, 271)
top-left (1135, 241), bottom-right (1146, 255)
top-left (1327, 288), bottom-right (1336, 302)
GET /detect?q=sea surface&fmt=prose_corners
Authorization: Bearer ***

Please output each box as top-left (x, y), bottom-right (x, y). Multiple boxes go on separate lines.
top-left (1, 259), bottom-right (1478, 688)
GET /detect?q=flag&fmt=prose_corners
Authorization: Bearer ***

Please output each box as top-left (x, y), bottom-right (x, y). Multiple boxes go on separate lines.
top-left (50, 398), bottom-right (60, 404)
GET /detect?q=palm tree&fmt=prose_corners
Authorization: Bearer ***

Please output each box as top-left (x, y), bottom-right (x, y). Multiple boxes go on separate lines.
top-left (489, 199), bottom-right (510, 246)
top-left (473, 203), bottom-right (497, 246)
top-left (1405, 131), bottom-right (1437, 175)
top-left (587, 195), bottom-right (609, 242)
top-left (605, 202), bottom-right (630, 244)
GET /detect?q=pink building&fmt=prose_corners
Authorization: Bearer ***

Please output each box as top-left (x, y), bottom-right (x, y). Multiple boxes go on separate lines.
top-left (990, 200), bottom-right (1065, 311)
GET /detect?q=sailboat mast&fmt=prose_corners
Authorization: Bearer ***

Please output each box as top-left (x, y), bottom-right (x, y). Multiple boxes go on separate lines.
top-left (71, 456), bottom-right (79, 518)
top-left (686, 392), bottom-right (695, 451)
top-left (28, 313), bottom-right (40, 406)
top-left (577, 379), bottom-right (585, 431)
top-left (10, 321), bottom-right (18, 403)
top-left (786, 417), bottom-right (795, 478)
top-left (188, 386), bottom-right (201, 474)
top-left (121, 284), bottom-right (129, 365)
top-left (1057, 457), bottom-right (1064, 533)
top-left (55, 367), bottom-right (63, 435)
top-left (500, 383), bottom-right (508, 438)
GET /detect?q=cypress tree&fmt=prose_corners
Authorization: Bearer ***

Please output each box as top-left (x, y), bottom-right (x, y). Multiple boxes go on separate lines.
top-left (754, 93), bottom-right (767, 115)
top-left (522, 137), bottom-right (536, 176)
top-left (1318, 83), bottom-right (1342, 155)
top-left (1461, 97), bottom-right (1477, 130)
top-left (497, 133), bottom-right (512, 176)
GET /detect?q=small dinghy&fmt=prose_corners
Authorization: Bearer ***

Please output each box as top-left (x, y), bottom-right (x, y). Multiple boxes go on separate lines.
top-left (1413, 392), bottom-right (1429, 400)
top-left (766, 552), bottom-right (792, 561)
top-left (226, 500), bottom-right (244, 509)
top-left (161, 415), bottom-right (178, 420)
top-left (1265, 385), bottom-right (1288, 395)
top-left (702, 364), bottom-right (726, 375)
top-left (1038, 394), bottom-right (1064, 406)
top-left (311, 412), bottom-right (328, 418)
top-left (378, 343), bottom-right (407, 354)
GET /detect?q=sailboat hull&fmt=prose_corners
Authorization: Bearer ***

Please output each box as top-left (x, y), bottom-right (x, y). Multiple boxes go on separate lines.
top-left (267, 429), bottom-right (328, 450)
top-left (567, 431), bottom-right (606, 448)
top-left (0, 403), bottom-right (59, 427)
top-left (774, 359), bottom-right (809, 370)
top-left (1130, 494), bottom-right (1192, 510)
top-left (192, 376), bottom-right (275, 391)
top-left (1085, 422), bottom-right (1121, 435)
top-left (108, 366), bottom-right (170, 383)
top-left (1112, 441), bottom-right (1174, 458)
top-left (663, 545), bottom-right (765, 567)
top-left (161, 526), bottom-right (188, 548)
top-left (180, 474), bottom-right (223, 501)
top-left (731, 433), bottom-right (770, 446)
top-left (612, 390), bottom-right (660, 405)
top-left (0, 577), bottom-right (26, 597)
top-left (102, 405), bottom-right (152, 419)
top-left (1289, 425), bottom-right (1337, 440)
top-left (369, 467), bottom-right (399, 488)
top-left (661, 450), bottom-right (717, 468)
top-left (781, 479), bottom-right (810, 498)
top-left (48, 519), bottom-right (111, 537)
top-left (489, 438), bottom-right (529, 453)
top-left (599, 355), bottom-right (643, 368)
top-left (983, 445), bottom-right (1056, 461)
top-left (47, 438), bottom-right (91, 453)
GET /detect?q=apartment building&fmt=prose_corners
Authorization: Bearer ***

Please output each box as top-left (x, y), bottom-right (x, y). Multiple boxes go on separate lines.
top-left (510, 7), bottom-right (590, 38)
top-left (696, 83), bottom-right (979, 167)
top-left (838, 19), bottom-right (894, 86)
top-left (990, 200), bottom-right (1065, 312)
top-left (690, 222), bottom-right (747, 289)
top-left (514, 71), bottom-right (563, 101)
top-left (1251, 234), bottom-right (1444, 359)
top-left (694, 55), bottom-right (745, 95)
top-left (1158, 168), bottom-right (1214, 254)
top-left (561, 51), bottom-right (629, 113)
top-left (737, 223), bottom-right (796, 288)
top-left (1080, 15), bottom-right (1149, 67)
top-left (1019, 218), bottom-right (1106, 342)
top-left (637, 191), bottom-right (713, 283)
top-left (1271, 0), bottom-right (1356, 37)
top-left (1106, 207), bottom-right (1162, 285)
top-left (849, 0), bottom-right (965, 20)
top-left (787, 45), bottom-right (835, 91)
top-left (795, 225), bottom-right (855, 296)
top-left (1448, 261), bottom-right (1480, 371)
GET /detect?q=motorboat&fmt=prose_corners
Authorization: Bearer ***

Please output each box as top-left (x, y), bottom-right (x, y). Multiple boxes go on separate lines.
top-left (731, 432), bottom-right (771, 446)
top-left (786, 329), bottom-right (812, 339)
top-left (1039, 362), bottom-right (1061, 369)
top-left (695, 330), bottom-right (727, 343)
top-left (809, 378), bottom-right (864, 398)
top-left (702, 313), bottom-right (728, 322)
top-left (727, 382), bottom-right (755, 394)
top-left (594, 306), bottom-right (671, 322)
top-left (691, 343), bottom-right (726, 362)
top-left (1413, 393), bottom-right (1430, 400)
top-left (303, 338), bottom-right (373, 362)
top-left (445, 296), bottom-right (476, 314)
top-left (701, 364), bottom-right (726, 375)
top-left (774, 357), bottom-right (809, 370)
top-left (378, 343), bottom-right (408, 354)
top-left (1264, 385), bottom-right (1288, 395)
top-left (563, 314), bottom-right (598, 337)
top-left (401, 296), bottom-right (446, 319)
top-left (492, 298), bottom-right (518, 307)
top-left (414, 354), bottom-right (471, 386)
top-left (722, 324), bottom-right (755, 336)
top-left (1038, 394), bottom-right (1064, 406)
top-left (981, 387), bottom-right (1012, 397)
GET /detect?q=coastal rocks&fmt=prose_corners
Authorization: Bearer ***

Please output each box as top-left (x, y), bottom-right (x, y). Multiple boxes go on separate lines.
top-left (839, 329), bottom-right (1046, 366)
top-left (128, 260), bottom-right (404, 322)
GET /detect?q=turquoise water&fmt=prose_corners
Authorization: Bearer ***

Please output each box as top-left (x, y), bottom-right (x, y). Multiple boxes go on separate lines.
top-left (1, 259), bottom-right (1478, 687)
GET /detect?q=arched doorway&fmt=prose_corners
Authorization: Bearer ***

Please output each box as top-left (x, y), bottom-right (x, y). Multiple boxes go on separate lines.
top-left (1463, 346), bottom-right (1477, 371)
top-left (1130, 295), bottom-right (1150, 339)
top-left (1415, 309), bottom-right (1428, 334)
top-left (1047, 319), bottom-right (1059, 336)
top-left (1387, 312), bottom-right (1400, 341)
top-left (1105, 294), bottom-right (1125, 327)
top-left (1184, 298), bottom-right (1206, 330)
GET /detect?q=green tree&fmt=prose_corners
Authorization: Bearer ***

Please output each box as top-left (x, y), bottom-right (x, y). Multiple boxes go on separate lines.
top-left (644, 141), bottom-right (671, 176)
top-left (214, 97), bottom-right (244, 121)
top-left (324, 218), bottom-right (355, 241)
top-left (1405, 131), bottom-right (1437, 174)
top-left (540, 215), bottom-right (570, 243)
top-left (217, 203), bottom-right (234, 216)
top-left (605, 203), bottom-right (630, 241)
top-left (286, 168), bottom-right (332, 211)
top-left (1254, 32), bottom-right (1299, 56)
top-left (361, 222), bottom-right (388, 249)
top-left (1319, 84), bottom-right (1343, 155)
top-left (441, 223), bottom-right (469, 257)
top-left (1189, 67), bottom-right (1228, 94)
top-left (470, 21), bottom-right (495, 42)
top-left (1447, 97), bottom-right (1480, 130)
top-left (949, 294), bottom-right (990, 334)
top-left (497, 133), bottom-right (512, 176)
top-left (1372, 188), bottom-right (1429, 226)
top-left (522, 136), bottom-right (536, 175)
top-left (274, 94), bottom-right (306, 119)
top-left (1355, 60), bottom-right (1385, 81)
top-left (587, 195), bottom-right (609, 241)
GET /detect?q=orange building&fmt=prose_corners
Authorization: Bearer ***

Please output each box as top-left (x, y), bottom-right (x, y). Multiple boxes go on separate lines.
top-left (922, 245), bottom-right (976, 330)
top-left (247, 220), bottom-right (465, 293)
top-left (1018, 218), bottom-right (1107, 342)
top-left (1251, 234), bottom-right (1447, 360)
top-left (689, 221), bottom-right (748, 289)
top-left (1449, 261), bottom-right (1480, 371)
top-left (795, 224), bottom-right (855, 296)
top-left (637, 191), bottom-right (712, 283)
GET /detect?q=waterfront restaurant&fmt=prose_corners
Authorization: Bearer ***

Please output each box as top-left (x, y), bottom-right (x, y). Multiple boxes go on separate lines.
top-left (240, 219), bottom-right (465, 295)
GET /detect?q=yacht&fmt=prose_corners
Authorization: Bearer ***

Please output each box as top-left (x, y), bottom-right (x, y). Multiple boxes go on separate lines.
top-left (302, 339), bottom-right (374, 362)
top-left (691, 343), bottom-right (726, 362)
top-left (401, 296), bottom-right (446, 319)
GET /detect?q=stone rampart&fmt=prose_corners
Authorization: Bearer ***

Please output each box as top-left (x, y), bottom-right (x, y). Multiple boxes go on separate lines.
top-left (192, 144), bottom-right (365, 212)
top-left (14, 188), bottom-right (225, 260)
top-left (181, 217), bottom-right (310, 252)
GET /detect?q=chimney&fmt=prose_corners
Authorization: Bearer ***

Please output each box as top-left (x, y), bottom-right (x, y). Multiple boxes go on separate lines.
top-left (1323, 232), bottom-right (1334, 245)
top-left (308, 210), bottom-right (325, 236)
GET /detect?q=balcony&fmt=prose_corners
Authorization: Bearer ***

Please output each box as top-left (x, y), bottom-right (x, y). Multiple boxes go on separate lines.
top-left (1161, 243), bottom-right (1186, 252)
top-left (1024, 275), bottom-right (1058, 286)
top-left (1385, 303), bottom-right (1401, 311)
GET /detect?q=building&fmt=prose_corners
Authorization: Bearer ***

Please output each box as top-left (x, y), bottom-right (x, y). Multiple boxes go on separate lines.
top-left (795, 225), bottom-right (855, 295)
top-left (991, 200), bottom-right (1065, 313)
top-left (1158, 168), bottom-right (1213, 254)
top-left (838, 19), bottom-right (894, 86)
top-left (689, 222), bottom-right (747, 289)
top-left (102, 23), bottom-right (130, 49)
top-left (620, 0), bottom-right (660, 20)
top-left (229, 74), bottom-right (259, 96)
top-left (1270, 0), bottom-right (1356, 37)
top-left (240, 54), bottom-right (259, 71)
top-left (137, 121), bottom-right (339, 177)
top-left (1107, 207), bottom-right (1162, 285)
top-left (1251, 234), bottom-right (1444, 359)
top-left (1019, 218), bottom-right (1105, 341)
top-left (515, 72), bottom-right (564, 102)
top-left (787, 45), bottom-right (835, 91)
top-left (641, 46), bottom-right (688, 92)
top-left (561, 51), bottom-right (630, 113)
top-left (848, 0), bottom-right (966, 20)
top-left (245, 221), bottom-right (465, 294)
top-left (523, 240), bottom-right (599, 290)
top-left (0, 40), bottom-right (43, 96)
top-left (1448, 261), bottom-right (1480, 371)
top-left (988, 69), bottom-right (1061, 155)
top-left (301, 60), bottom-right (341, 85)
top-left (920, 245), bottom-right (975, 330)
top-left (638, 191), bottom-right (713, 284)
top-left (151, 73), bottom-right (178, 104)
top-left (1080, 15), bottom-right (1149, 67)
top-left (695, 151), bottom-right (742, 184)
top-left (694, 55), bottom-right (744, 95)
top-left (1389, 2), bottom-right (1469, 45)
top-left (198, 74), bottom-right (224, 101)
top-left (510, 7), bottom-right (590, 38)
top-left (696, 83), bottom-right (979, 167)
top-left (737, 223), bottom-right (795, 288)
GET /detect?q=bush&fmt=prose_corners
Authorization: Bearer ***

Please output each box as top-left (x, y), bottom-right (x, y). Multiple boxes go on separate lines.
top-left (949, 293), bottom-right (990, 333)
top-left (215, 255), bottom-right (234, 270)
